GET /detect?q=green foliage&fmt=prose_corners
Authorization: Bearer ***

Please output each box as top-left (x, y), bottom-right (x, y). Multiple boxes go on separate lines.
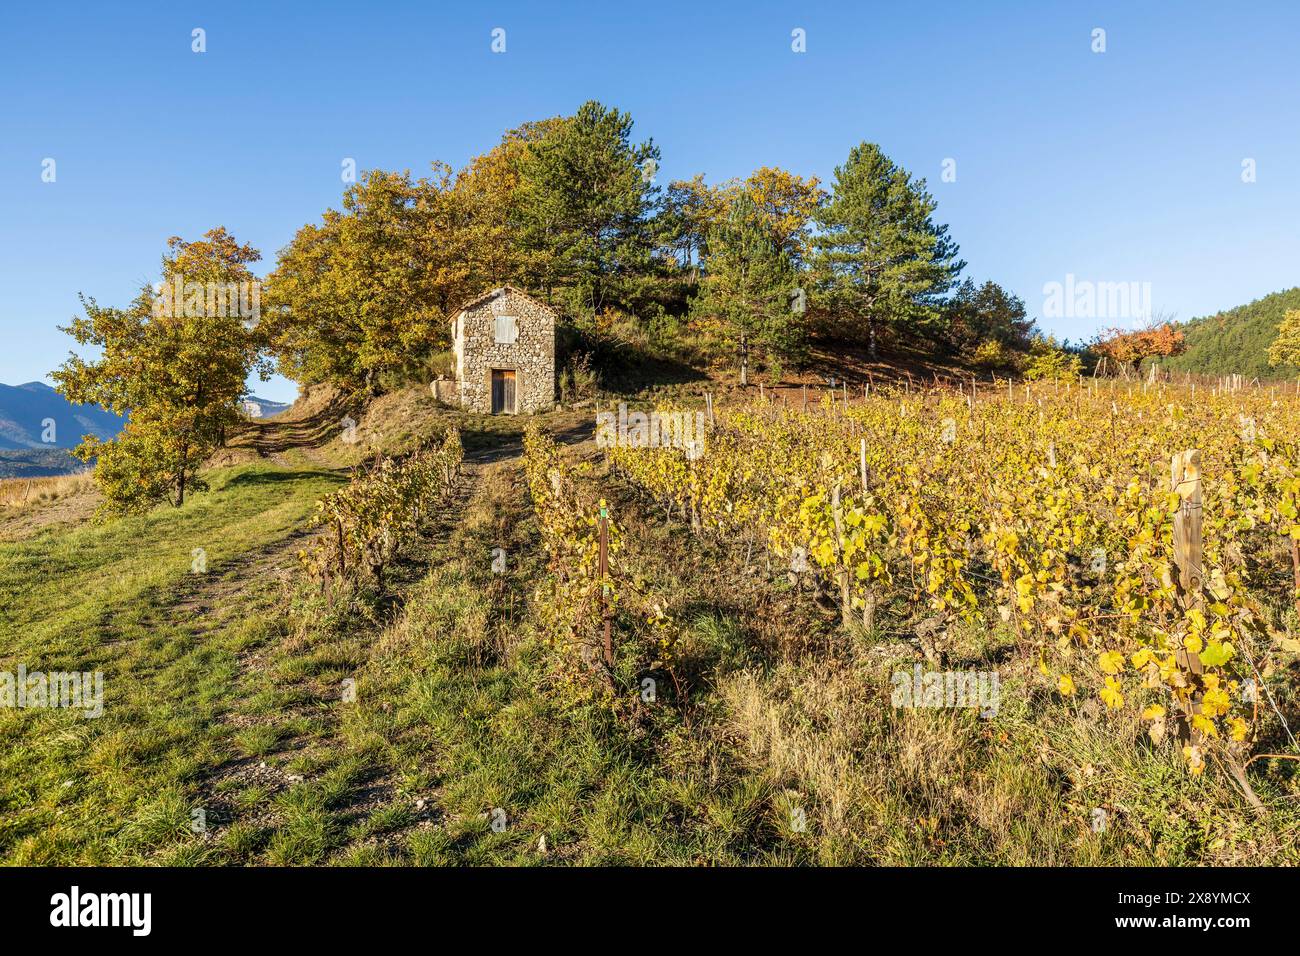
top-left (690, 194), bottom-right (803, 383)
top-left (297, 429), bottom-right (463, 590)
top-left (1164, 287), bottom-right (1300, 379)
top-left (558, 352), bottom-right (598, 404)
top-left (811, 143), bottom-right (965, 357)
top-left (263, 170), bottom-right (454, 392)
top-left (514, 101), bottom-right (660, 316)
top-left (53, 228), bottom-right (266, 515)
top-left (971, 339), bottom-right (1014, 371)
top-left (1022, 336), bottom-right (1083, 380)
top-left (658, 174), bottom-right (725, 280)
top-left (77, 417), bottom-right (205, 514)
top-left (944, 278), bottom-right (1036, 357)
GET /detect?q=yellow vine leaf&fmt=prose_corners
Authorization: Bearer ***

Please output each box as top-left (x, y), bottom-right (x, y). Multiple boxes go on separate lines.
top-left (1100, 677), bottom-right (1124, 709)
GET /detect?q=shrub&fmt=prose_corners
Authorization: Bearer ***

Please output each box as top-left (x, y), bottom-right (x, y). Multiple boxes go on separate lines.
top-left (1023, 336), bottom-right (1083, 381)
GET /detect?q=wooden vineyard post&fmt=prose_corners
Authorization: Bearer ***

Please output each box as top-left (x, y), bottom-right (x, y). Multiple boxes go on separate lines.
top-left (1171, 450), bottom-right (1203, 605)
top-left (1291, 538), bottom-right (1300, 617)
top-left (859, 438), bottom-right (868, 494)
top-left (337, 518), bottom-right (347, 578)
top-left (831, 483), bottom-right (852, 627)
top-left (598, 504), bottom-right (614, 671)
top-left (1170, 450), bottom-right (1265, 812)
top-left (1170, 451), bottom-right (1207, 742)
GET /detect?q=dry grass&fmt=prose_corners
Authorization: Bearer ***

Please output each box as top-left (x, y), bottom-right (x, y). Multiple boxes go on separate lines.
top-left (715, 640), bottom-right (1300, 865)
top-left (0, 472), bottom-right (93, 509)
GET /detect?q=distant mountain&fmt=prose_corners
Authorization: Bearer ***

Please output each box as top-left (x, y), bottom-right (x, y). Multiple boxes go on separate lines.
top-left (0, 382), bottom-right (125, 451)
top-left (1163, 287), bottom-right (1300, 379)
top-left (0, 385), bottom-right (293, 479)
top-left (0, 448), bottom-right (86, 479)
top-left (241, 395), bottom-right (291, 419)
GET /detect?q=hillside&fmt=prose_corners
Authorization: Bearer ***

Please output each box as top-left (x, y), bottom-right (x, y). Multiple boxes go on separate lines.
top-left (3, 381), bottom-right (1298, 866)
top-left (0, 448), bottom-right (84, 479)
top-left (1163, 287), bottom-right (1300, 379)
top-left (242, 395), bottom-right (292, 419)
top-left (0, 384), bottom-right (293, 477)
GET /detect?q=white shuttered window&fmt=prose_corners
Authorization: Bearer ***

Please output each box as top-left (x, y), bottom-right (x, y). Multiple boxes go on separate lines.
top-left (494, 314), bottom-right (518, 344)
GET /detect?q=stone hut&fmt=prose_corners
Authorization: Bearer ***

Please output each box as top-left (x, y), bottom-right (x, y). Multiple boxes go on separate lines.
top-left (448, 286), bottom-right (556, 414)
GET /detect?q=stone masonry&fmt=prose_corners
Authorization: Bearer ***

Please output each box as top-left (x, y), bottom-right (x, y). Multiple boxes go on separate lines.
top-left (450, 286), bottom-right (556, 413)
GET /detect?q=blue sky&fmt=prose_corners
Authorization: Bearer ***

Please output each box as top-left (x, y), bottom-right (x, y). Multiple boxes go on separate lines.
top-left (2, 0), bottom-right (1297, 402)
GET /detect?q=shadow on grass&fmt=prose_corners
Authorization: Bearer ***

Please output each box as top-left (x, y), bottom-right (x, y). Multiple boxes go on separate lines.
top-left (219, 469), bottom-right (337, 490)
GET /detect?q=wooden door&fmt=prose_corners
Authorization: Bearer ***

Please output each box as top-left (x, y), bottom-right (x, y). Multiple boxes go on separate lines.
top-left (491, 369), bottom-right (516, 414)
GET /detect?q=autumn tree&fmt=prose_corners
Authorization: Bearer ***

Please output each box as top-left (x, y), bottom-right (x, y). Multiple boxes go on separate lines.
top-left (1022, 335), bottom-right (1084, 380)
top-left (659, 174), bottom-right (728, 283)
top-left (53, 228), bottom-right (267, 514)
top-left (691, 194), bottom-right (800, 385)
top-left (263, 122), bottom-right (577, 392)
top-left (733, 166), bottom-right (824, 266)
top-left (1266, 309), bottom-right (1300, 370)
top-left (811, 143), bottom-right (964, 358)
top-left (1092, 322), bottom-right (1186, 375)
top-left (441, 118), bottom-right (570, 295)
top-left (264, 170), bottom-right (451, 391)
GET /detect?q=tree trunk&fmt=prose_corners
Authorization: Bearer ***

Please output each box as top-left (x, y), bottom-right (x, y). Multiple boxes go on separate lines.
top-left (740, 330), bottom-right (749, 387)
top-left (867, 316), bottom-right (877, 360)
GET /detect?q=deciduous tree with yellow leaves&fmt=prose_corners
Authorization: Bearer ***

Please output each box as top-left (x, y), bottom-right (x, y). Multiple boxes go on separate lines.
top-left (53, 228), bottom-right (268, 514)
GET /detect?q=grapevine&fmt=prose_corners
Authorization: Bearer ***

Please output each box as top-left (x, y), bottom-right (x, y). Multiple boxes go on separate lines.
top-left (297, 427), bottom-right (464, 591)
top-left (606, 382), bottom-right (1298, 784)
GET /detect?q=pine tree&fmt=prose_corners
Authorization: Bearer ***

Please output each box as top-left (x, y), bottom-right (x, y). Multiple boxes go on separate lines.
top-left (513, 101), bottom-right (659, 315)
top-left (812, 143), bottom-right (964, 358)
top-left (692, 194), bottom-right (800, 385)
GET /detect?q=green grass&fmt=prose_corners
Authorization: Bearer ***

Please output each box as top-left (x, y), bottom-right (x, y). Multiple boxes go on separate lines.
top-left (208, 461), bottom-right (788, 865)
top-left (4, 427), bottom-right (1296, 866)
top-left (0, 462), bottom-right (341, 863)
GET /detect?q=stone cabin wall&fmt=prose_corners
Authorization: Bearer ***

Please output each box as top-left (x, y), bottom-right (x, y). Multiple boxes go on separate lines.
top-left (453, 288), bottom-right (556, 413)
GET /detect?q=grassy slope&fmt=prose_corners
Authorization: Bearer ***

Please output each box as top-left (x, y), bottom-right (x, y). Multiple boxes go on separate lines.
top-left (1165, 287), bottom-right (1300, 379)
top-left (0, 462), bottom-right (342, 863)
top-left (279, 461), bottom-right (785, 865)
top-left (3, 392), bottom-right (1297, 865)
top-left (0, 448), bottom-right (786, 864)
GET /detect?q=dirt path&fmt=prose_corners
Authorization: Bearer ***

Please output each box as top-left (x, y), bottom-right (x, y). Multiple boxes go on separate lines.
top-left (189, 459), bottom-right (484, 855)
